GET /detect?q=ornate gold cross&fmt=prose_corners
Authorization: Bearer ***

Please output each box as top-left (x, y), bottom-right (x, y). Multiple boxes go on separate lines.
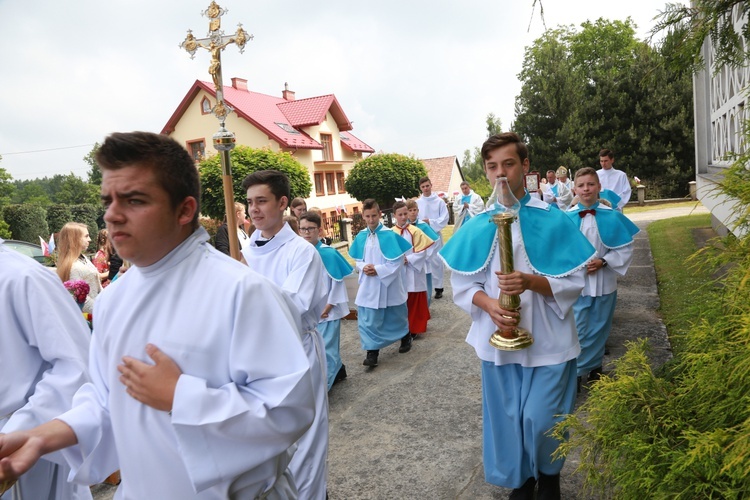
top-left (179, 1), bottom-right (252, 123)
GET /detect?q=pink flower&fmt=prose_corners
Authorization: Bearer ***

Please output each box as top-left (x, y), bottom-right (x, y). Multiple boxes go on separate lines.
top-left (63, 280), bottom-right (90, 305)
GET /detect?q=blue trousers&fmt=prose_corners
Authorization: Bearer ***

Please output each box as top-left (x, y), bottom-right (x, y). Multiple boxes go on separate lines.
top-left (481, 360), bottom-right (577, 488)
top-left (573, 292), bottom-right (617, 376)
top-left (357, 303), bottom-right (408, 350)
top-left (319, 319), bottom-right (342, 390)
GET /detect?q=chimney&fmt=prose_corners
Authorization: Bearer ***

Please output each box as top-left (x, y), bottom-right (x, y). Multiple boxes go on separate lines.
top-left (231, 77), bottom-right (248, 91)
top-left (282, 82), bottom-right (295, 101)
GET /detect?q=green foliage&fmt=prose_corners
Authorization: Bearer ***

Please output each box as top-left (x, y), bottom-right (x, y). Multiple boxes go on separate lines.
top-left (199, 217), bottom-right (222, 245)
top-left (344, 153), bottom-right (427, 209)
top-left (55, 172), bottom-right (99, 205)
top-left (513, 18), bottom-right (695, 198)
top-left (553, 158), bottom-right (750, 496)
top-left (460, 113), bottom-right (502, 200)
top-left (46, 204), bottom-right (73, 234)
top-left (199, 147), bottom-right (311, 220)
top-left (84, 143), bottom-right (102, 186)
top-left (69, 204), bottom-right (100, 252)
top-left (0, 166), bottom-right (15, 207)
top-left (652, 1), bottom-right (750, 71)
top-left (0, 219), bottom-right (10, 239)
top-left (2, 204), bottom-right (49, 244)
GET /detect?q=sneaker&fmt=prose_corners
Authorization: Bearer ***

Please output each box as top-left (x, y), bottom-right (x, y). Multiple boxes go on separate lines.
top-left (334, 364), bottom-right (347, 384)
top-left (434, 288), bottom-right (444, 299)
top-left (363, 350), bottom-right (379, 367)
top-left (399, 333), bottom-right (412, 353)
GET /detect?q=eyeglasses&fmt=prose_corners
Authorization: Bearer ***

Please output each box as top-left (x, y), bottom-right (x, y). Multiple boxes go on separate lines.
top-left (299, 227), bottom-right (319, 234)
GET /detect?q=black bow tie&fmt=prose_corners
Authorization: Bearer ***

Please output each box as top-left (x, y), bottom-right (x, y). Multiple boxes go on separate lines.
top-left (579, 209), bottom-right (596, 218)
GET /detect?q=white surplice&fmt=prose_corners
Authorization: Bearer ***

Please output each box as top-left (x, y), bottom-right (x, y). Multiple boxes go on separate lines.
top-left (392, 226), bottom-right (428, 293)
top-left (353, 231), bottom-right (407, 309)
top-left (417, 193), bottom-right (449, 288)
top-left (450, 219), bottom-right (586, 368)
top-left (0, 240), bottom-right (93, 500)
top-left (243, 223), bottom-right (329, 500)
top-left (597, 168), bottom-right (632, 210)
top-left (452, 190), bottom-right (484, 230)
top-left (57, 228), bottom-right (315, 499)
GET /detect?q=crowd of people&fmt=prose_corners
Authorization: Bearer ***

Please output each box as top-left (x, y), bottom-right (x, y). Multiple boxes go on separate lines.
top-left (0, 131), bottom-right (638, 500)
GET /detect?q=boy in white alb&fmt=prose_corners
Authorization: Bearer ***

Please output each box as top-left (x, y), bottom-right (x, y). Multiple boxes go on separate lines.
top-left (597, 149), bottom-right (632, 211)
top-left (566, 167), bottom-right (639, 386)
top-left (298, 211), bottom-right (354, 390)
top-left (349, 199), bottom-right (413, 367)
top-left (391, 200), bottom-right (434, 338)
top-left (416, 177), bottom-right (449, 299)
top-left (0, 240), bottom-right (92, 500)
top-left (0, 132), bottom-right (315, 499)
top-left (440, 133), bottom-right (595, 499)
top-left (241, 169), bottom-right (330, 500)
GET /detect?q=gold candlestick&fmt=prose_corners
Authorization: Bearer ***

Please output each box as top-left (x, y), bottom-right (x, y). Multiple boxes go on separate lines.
top-left (486, 177), bottom-right (534, 351)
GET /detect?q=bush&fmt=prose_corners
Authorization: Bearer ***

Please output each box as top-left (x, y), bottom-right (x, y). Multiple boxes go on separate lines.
top-left (0, 218), bottom-right (11, 239)
top-left (344, 153), bottom-right (427, 209)
top-left (46, 204), bottom-right (73, 234)
top-left (2, 204), bottom-right (49, 244)
top-left (199, 217), bottom-right (222, 246)
top-left (199, 146), bottom-right (311, 220)
top-left (69, 204), bottom-right (100, 252)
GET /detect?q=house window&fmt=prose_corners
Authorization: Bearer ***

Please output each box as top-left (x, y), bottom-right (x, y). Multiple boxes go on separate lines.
top-left (187, 139), bottom-right (205, 161)
top-left (314, 173), bottom-right (324, 196)
top-left (336, 172), bottom-right (346, 193)
top-left (325, 173), bottom-right (335, 195)
top-left (201, 97), bottom-right (212, 114)
top-left (353, 206), bottom-right (359, 214)
top-left (321, 133), bottom-right (333, 161)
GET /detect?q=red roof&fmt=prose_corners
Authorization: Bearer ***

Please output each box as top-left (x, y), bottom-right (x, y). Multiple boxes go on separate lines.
top-left (420, 156), bottom-right (463, 194)
top-left (162, 80), bottom-right (373, 152)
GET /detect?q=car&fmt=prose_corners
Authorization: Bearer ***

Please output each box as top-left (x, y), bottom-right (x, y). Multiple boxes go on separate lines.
top-left (3, 239), bottom-right (50, 266)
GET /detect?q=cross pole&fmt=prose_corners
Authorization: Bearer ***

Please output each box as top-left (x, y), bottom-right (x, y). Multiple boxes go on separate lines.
top-left (180, 1), bottom-right (252, 261)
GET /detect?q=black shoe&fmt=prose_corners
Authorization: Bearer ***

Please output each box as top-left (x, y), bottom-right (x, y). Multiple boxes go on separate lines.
top-left (604, 344), bottom-right (611, 355)
top-left (508, 476), bottom-right (536, 500)
top-left (577, 375), bottom-right (582, 394)
top-left (334, 364), bottom-right (347, 384)
top-left (399, 333), bottom-right (412, 353)
top-left (588, 366), bottom-right (603, 382)
top-left (434, 288), bottom-right (444, 299)
top-left (363, 350), bottom-right (379, 367)
top-left (537, 472), bottom-right (560, 500)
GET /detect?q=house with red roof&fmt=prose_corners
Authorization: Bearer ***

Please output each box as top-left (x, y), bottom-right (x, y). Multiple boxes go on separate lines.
top-left (419, 156), bottom-right (465, 201)
top-left (162, 77), bottom-right (374, 226)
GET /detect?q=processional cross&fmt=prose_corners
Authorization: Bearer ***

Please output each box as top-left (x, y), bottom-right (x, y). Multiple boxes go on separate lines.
top-left (180, 1), bottom-right (252, 260)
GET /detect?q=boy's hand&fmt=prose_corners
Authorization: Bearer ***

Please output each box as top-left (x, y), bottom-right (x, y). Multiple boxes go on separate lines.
top-left (496, 271), bottom-right (530, 295)
top-left (118, 344), bottom-right (181, 412)
top-left (363, 264), bottom-right (377, 276)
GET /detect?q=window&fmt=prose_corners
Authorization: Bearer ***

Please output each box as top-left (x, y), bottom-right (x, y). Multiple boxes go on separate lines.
top-left (314, 173), bottom-right (324, 196)
top-left (325, 173), bottom-right (335, 195)
top-left (201, 97), bottom-right (212, 114)
top-left (336, 172), bottom-right (346, 193)
top-left (321, 133), bottom-right (333, 161)
top-left (187, 140), bottom-right (205, 161)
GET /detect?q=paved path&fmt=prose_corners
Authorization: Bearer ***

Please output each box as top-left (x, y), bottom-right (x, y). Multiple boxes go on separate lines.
top-left (93, 203), bottom-right (709, 500)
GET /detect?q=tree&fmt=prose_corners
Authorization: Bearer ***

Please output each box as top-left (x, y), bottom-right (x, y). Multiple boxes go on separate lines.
top-left (54, 173), bottom-right (99, 205)
top-left (84, 143), bottom-right (102, 186)
top-left (198, 146), bottom-right (311, 220)
top-left (0, 164), bottom-right (14, 208)
top-left (344, 153), bottom-right (427, 209)
top-left (513, 18), bottom-right (695, 198)
top-left (461, 113), bottom-right (503, 200)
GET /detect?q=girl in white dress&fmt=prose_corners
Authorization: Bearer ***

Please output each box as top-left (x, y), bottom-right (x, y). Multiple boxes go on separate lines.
top-left (56, 222), bottom-right (102, 314)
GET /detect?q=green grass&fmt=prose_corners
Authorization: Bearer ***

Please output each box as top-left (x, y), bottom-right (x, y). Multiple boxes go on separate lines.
top-left (647, 213), bottom-right (714, 338)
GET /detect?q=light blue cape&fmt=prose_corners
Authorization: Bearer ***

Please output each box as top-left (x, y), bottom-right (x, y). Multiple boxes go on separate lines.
top-left (567, 201), bottom-right (640, 249)
top-left (315, 241), bottom-right (354, 281)
top-left (349, 223), bottom-right (412, 261)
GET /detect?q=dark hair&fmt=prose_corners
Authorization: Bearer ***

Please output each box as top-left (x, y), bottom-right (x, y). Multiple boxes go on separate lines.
top-left (299, 211), bottom-right (322, 227)
top-left (290, 197), bottom-right (307, 209)
top-left (241, 170), bottom-right (291, 205)
top-left (96, 131), bottom-right (200, 228)
top-left (599, 148), bottom-right (614, 159)
top-left (574, 167), bottom-right (599, 181)
top-left (418, 176), bottom-right (431, 186)
top-left (392, 200), bottom-right (407, 212)
top-left (481, 132), bottom-right (529, 163)
top-left (362, 198), bottom-right (379, 212)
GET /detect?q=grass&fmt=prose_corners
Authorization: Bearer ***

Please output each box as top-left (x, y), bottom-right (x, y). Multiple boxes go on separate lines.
top-left (647, 213), bottom-right (714, 337)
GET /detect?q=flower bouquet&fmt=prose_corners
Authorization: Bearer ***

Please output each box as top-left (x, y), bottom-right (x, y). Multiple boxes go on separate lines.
top-left (63, 279), bottom-right (90, 310)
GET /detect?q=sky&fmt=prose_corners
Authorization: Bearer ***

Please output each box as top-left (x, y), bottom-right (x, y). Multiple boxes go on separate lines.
top-left (0, 0), bottom-right (685, 181)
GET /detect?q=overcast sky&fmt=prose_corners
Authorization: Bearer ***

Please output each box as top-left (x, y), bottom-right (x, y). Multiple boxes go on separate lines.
top-left (0, 0), bottom-right (684, 181)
